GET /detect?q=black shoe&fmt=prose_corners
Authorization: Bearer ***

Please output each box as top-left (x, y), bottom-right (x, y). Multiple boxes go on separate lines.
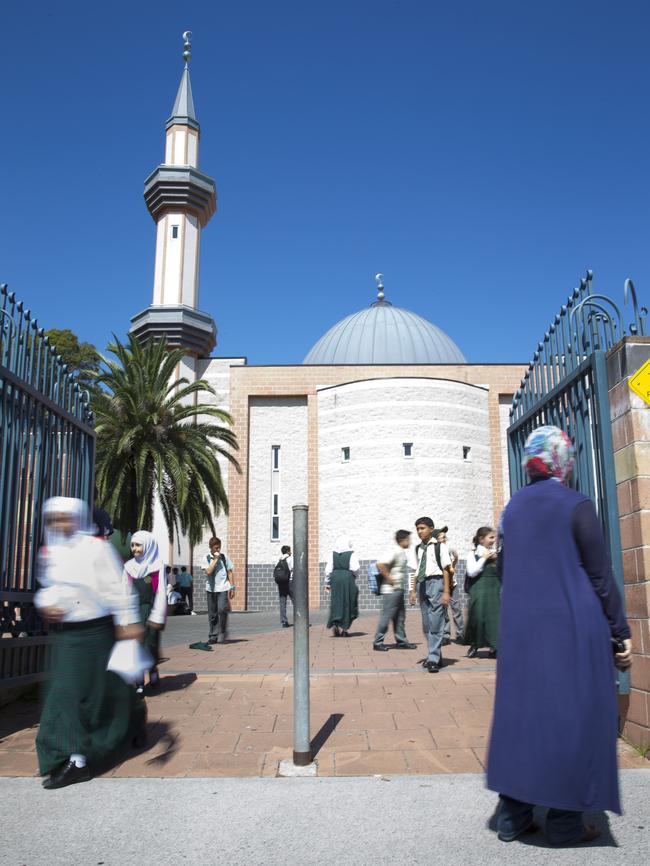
top-left (208, 638), bottom-right (218, 645)
top-left (282, 622), bottom-right (291, 628)
top-left (497, 823), bottom-right (538, 843)
top-left (373, 644), bottom-right (390, 652)
top-left (394, 642), bottom-right (417, 649)
top-left (149, 668), bottom-right (159, 687)
top-left (332, 626), bottom-right (340, 637)
top-left (466, 647), bottom-right (478, 658)
top-left (488, 649), bottom-right (497, 659)
top-left (426, 663), bottom-right (440, 673)
top-left (42, 760), bottom-right (91, 790)
top-left (442, 637), bottom-right (451, 646)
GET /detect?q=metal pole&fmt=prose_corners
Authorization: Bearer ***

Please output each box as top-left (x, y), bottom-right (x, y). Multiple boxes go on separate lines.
top-left (292, 504), bottom-right (311, 765)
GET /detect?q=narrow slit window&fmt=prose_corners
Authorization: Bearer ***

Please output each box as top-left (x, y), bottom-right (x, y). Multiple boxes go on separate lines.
top-left (271, 446), bottom-right (280, 540)
top-left (271, 493), bottom-right (280, 541)
top-left (463, 446), bottom-right (471, 461)
top-left (403, 442), bottom-right (413, 458)
top-left (341, 447), bottom-right (350, 463)
top-left (171, 225), bottom-right (179, 239)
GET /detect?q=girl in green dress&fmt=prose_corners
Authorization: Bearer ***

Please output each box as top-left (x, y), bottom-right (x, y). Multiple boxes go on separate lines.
top-left (35, 497), bottom-right (146, 789)
top-left (464, 526), bottom-right (500, 658)
top-left (325, 536), bottom-right (359, 637)
top-left (123, 531), bottom-right (167, 691)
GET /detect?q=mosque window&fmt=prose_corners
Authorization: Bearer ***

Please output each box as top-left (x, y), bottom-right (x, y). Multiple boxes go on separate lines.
top-left (272, 494), bottom-right (279, 540)
top-left (341, 447), bottom-right (350, 463)
top-left (403, 442), bottom-right (413, 458)
top-left (463, 446), bottom-right (472, 461)
top-left (171, 225), bottom-right (179, 239)
top-left (271, 447), bottom-right (280, 539)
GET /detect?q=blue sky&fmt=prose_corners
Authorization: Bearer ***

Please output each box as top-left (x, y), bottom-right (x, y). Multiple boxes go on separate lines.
top-left (2, 0), bottom-right (649, 365)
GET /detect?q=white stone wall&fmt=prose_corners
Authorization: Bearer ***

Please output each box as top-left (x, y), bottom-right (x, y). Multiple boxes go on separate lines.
top-left (317, 377), bottom-right (493, 563)
top-left (247, 396), bottom-right (309, 564)
top-left (499, 394), bottom-right (514, 508)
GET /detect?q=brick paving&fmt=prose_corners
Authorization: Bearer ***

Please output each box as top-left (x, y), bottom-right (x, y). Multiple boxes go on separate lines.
top-left (0, 612), bottom-right (647, 778)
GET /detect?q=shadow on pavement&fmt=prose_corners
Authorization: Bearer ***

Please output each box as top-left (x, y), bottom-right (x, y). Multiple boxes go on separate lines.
top-left (311, 713), bottom-right (344, 758)
top-left (154, 673), bottom-right (197, 694)
top-left (0, 696), bottom-right (40, 740)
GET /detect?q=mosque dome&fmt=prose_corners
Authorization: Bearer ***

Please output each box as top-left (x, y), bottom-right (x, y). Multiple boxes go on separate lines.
top-left (303, 278), bottom-right (467, 365)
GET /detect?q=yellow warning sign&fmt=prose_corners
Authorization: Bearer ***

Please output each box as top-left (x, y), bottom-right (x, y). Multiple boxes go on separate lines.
top-left (628, 358), bottom-right (650, 406)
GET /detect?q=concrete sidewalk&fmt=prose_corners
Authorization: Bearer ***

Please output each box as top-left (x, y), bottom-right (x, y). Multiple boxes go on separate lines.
top-left (0, 612), bottom-right (646, 778)
top-left (2, 772), bottom-right (649, 866)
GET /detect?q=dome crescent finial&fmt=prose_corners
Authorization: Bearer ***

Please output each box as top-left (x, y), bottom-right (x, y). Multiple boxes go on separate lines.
top-left (375, 273), bottom-right (385, 301)
top-left (182, 30), bottom-right (192, 66)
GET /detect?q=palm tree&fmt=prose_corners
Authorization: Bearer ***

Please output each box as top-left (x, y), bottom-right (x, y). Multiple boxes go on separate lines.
top-left (91, 335), bottom-right (239, 545)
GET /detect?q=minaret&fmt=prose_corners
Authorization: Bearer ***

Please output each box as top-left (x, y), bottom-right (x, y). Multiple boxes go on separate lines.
top-left (130, 31), bottom-right (217, 356)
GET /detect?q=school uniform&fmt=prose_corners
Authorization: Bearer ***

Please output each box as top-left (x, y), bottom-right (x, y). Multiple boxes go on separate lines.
top-left (35, 498), bottom-right (145, 786)
top-left (410, 539), bottom-right (451, 668)
top-left (205, 552), bottom-right (234, 642)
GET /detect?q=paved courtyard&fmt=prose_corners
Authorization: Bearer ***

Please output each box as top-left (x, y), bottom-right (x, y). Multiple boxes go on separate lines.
top-left (0, 611), bottom-right (646, 778)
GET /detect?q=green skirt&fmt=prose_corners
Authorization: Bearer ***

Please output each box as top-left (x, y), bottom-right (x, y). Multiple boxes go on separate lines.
top-left (464, 570), bottom-right (501, 650)
top-left (133, 578), bottom-right (161, 665)
top-left (327, 570), bottom-right (359, 630)
top-left (36, 617), bottom-right (146, 776)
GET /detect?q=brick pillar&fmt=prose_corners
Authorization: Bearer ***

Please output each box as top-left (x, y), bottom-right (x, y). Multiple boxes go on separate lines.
top-left (227, 392), bottom-right (249, 612)
top-left (608, 336), bottom-right (650, 752)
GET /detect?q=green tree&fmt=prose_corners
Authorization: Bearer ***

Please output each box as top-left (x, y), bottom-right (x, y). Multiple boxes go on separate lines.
top-left (91, 334), bottom-right (240, 545)
top-left (45, 328), bottom-right (99, 391)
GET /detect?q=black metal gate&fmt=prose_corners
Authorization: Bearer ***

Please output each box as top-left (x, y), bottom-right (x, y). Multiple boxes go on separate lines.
top-left (0, 283), bottom-right (95, 687)
top-left (508, 271), bottom-right (646, 694)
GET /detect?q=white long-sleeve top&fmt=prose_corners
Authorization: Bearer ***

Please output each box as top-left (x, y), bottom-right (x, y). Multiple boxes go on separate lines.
top-left (324, 550), bottom-right (360, 585)
top-left (35, 536), bottom-right (140, 627)
top-left (465, 544), bottom-right (494, 578)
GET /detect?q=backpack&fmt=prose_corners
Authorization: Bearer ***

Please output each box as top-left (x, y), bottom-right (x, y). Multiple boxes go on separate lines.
top-left (273, 558), bottom-right (291, 585)
top-left (367, 561), bottom-right (382, 595)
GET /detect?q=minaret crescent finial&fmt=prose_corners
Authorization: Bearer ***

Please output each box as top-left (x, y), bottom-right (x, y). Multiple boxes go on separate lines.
top-left (375, 273), bottom-right (385, 301)
top-left (182, 31), bottom-right (192, 66)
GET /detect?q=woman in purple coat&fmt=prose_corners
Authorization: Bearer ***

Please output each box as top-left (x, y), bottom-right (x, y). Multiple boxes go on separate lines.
top-left (487, 426), bottom-right (632, 846)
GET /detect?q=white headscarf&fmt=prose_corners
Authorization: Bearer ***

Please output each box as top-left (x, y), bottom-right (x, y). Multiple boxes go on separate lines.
top-left (334, 536), bottom-right (353, 553)
top-left (37, 497), bottom-right (128, 618)
top-left (42, 497), bottom-right (91, 547)
top-left (124, 530), bottom-right (163, 580)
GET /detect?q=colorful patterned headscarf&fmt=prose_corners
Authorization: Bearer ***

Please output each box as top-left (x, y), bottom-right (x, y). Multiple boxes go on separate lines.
top-left (523, 425), bottom-right (575, 482)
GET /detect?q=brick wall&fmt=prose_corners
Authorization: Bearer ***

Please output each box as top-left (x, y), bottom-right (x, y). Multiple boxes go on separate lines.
top-left (608, 337), bottom-right (650, 753)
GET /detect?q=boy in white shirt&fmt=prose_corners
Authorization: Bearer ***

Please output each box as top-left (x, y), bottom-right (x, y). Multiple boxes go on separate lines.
top-left (204, 537), bottom-right (235, 644)
top-left (373, 530), bottom-right (417, 651)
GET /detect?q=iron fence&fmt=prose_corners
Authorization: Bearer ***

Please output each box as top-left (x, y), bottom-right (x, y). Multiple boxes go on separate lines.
top-left (0, 283), bottom-right (95, 687)
top-left (508, 270), bottom-right (647, 694)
